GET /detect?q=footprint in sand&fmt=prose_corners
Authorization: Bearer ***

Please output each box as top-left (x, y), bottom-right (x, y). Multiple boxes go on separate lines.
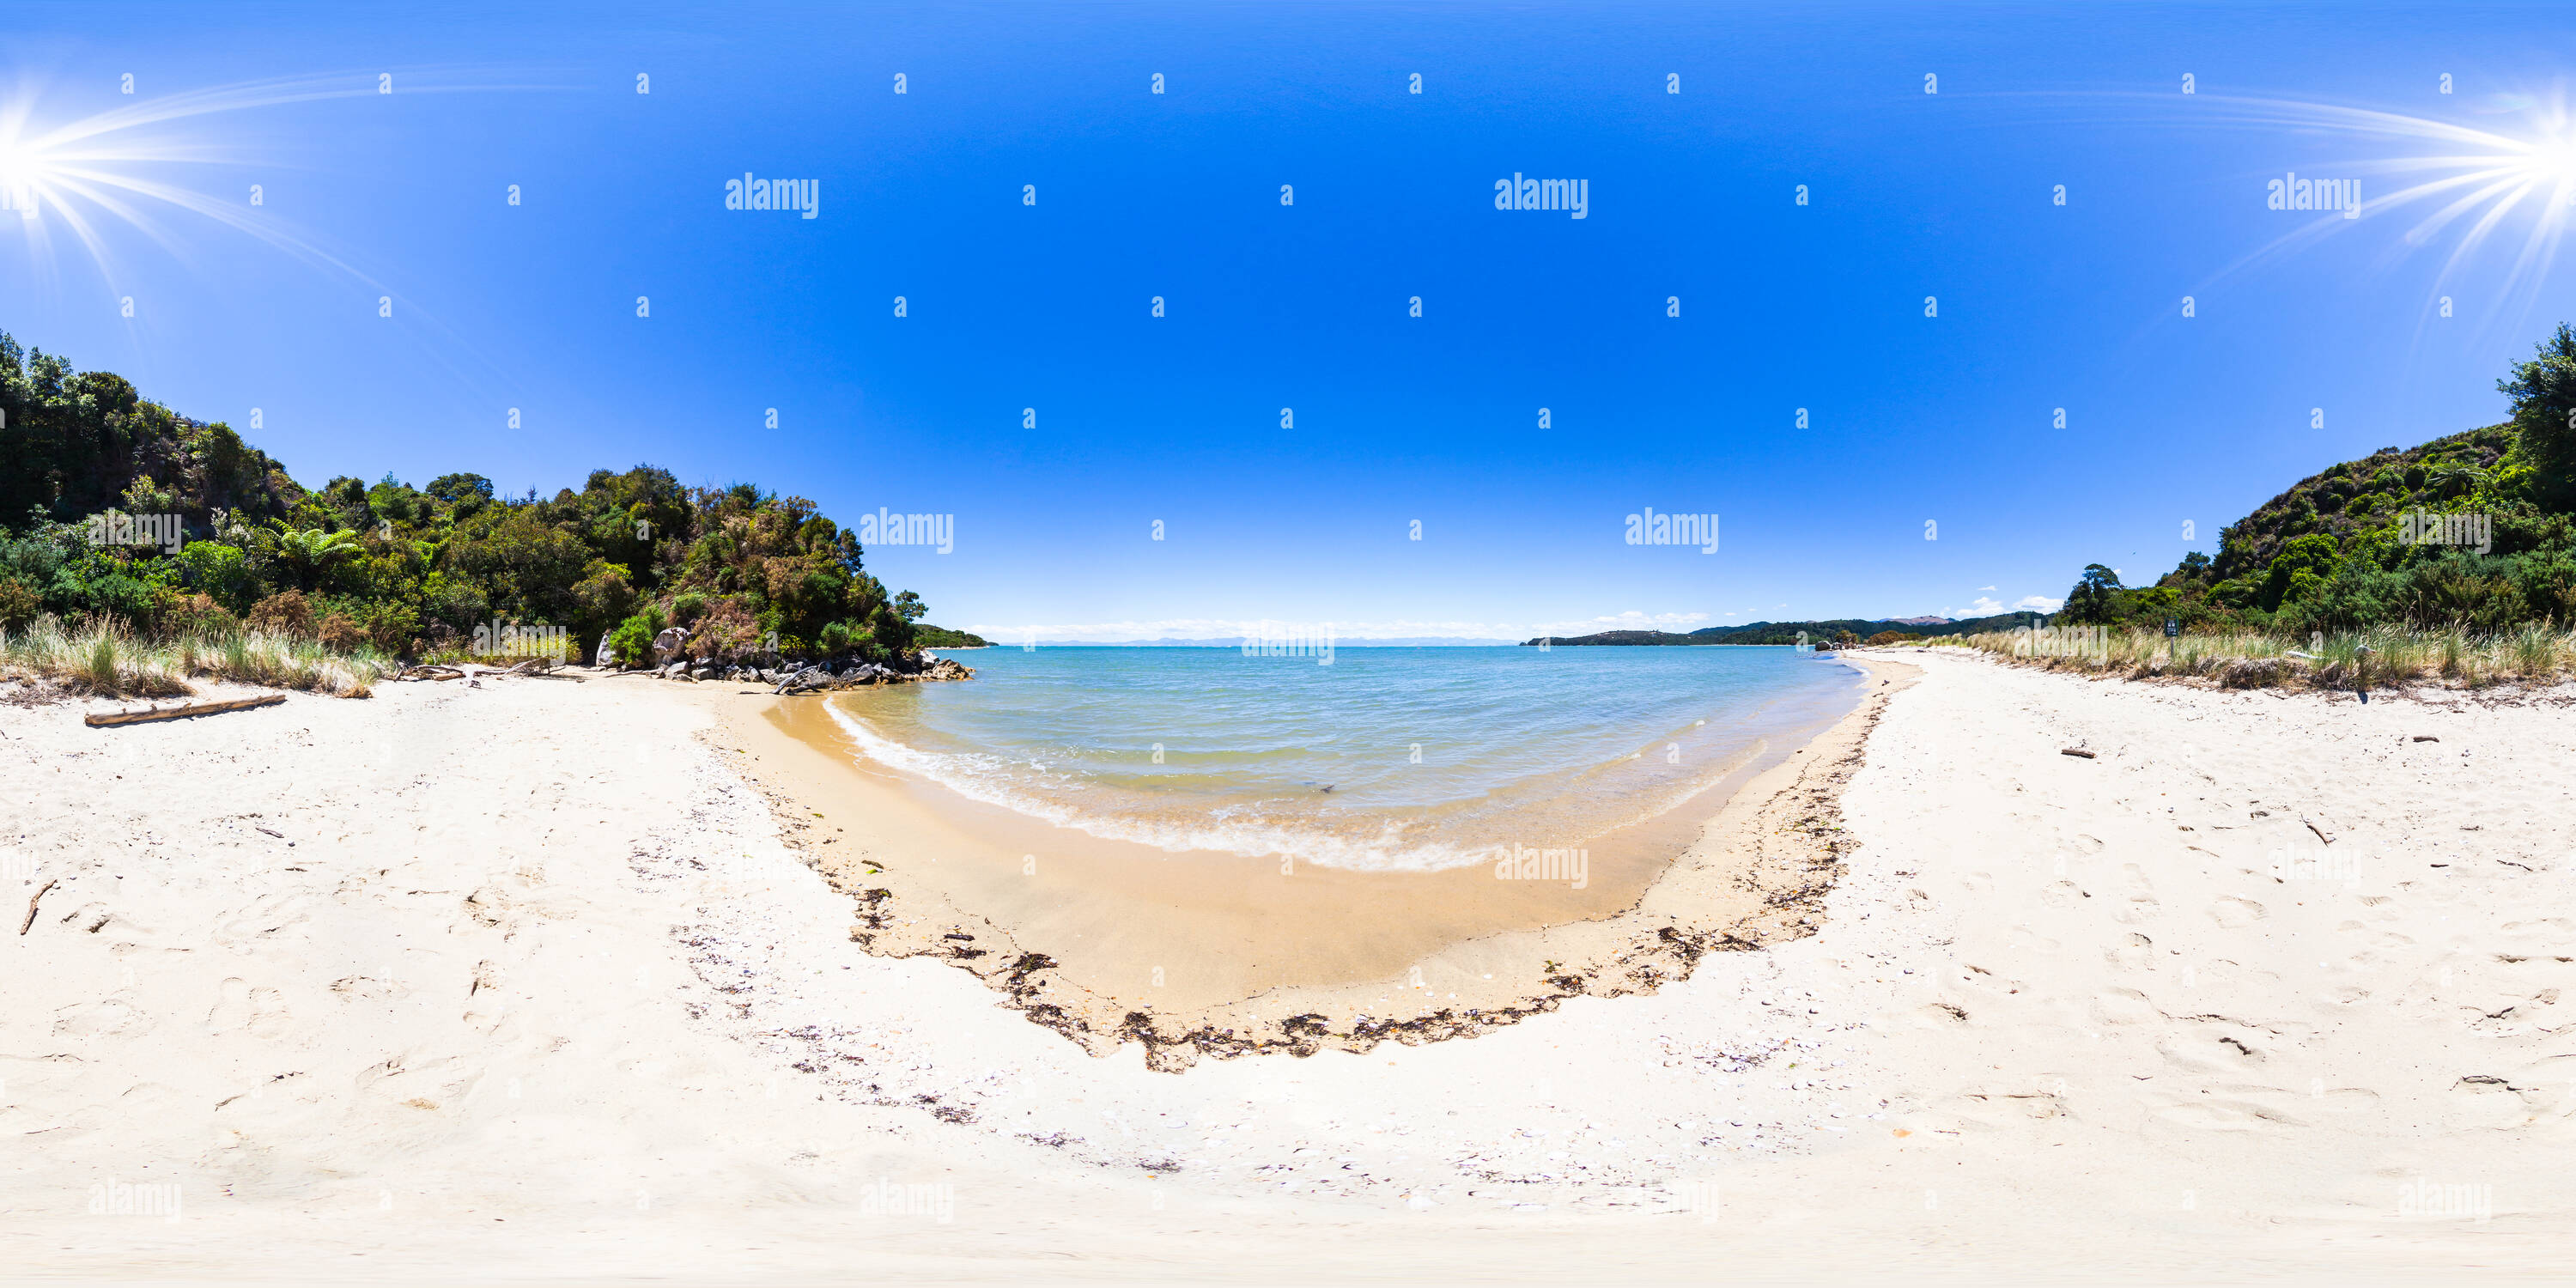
top-left (51, 998), bottom-right (149, 1040)
top-left (2107, 933), bottom-right (2152, 970)
top-left (2011, 925), bottom-right (2063, 954)
top-left (2154, 1027), bottom-right (2267, 1072)
top-left (2446, 1075), bottom-right (2547, 1129)
top-left (2088, 988), bottom-right (2158, 1026)
top-left (2115, 865), bottom-right (2161, 923)
top-left (2306, 1085), bottom-right (2380, 1111)
top-left (206, 978), bottom-right (293, 1039)
top-left (2208, 896), bottom-right (2267, 929)
top-left (2148, 1097), bottom-right (2296, 1133)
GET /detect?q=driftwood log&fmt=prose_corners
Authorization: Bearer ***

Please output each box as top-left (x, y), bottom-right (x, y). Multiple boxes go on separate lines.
top-left (21, 878), bottom-right (56, 935)
top-left (86, 695), bottom-right (286, 728)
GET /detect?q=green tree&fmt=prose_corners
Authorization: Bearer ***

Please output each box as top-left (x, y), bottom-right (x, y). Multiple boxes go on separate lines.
top-left (2500, 322), bottom-right (2576, 508)
top-left (271, 526), bottom-right (362, 588)
top-left (2060, 564), bottom-right (2124, 623)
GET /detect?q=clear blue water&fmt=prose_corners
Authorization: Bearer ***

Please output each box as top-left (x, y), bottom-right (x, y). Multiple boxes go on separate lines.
top-left (825, 646), bottom-right (1866, 872)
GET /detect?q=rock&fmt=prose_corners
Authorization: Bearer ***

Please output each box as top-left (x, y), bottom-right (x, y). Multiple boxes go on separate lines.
top-left (757, 668), bottom-right (781, 685)
top-left (594, 632), bottom-right (615, 667)
top-left (920, 656), bottom-right (974, 681)
top-left (650, 626), bottom-right (691, 667)
top-left (775, 665), bottom-right (830, 695)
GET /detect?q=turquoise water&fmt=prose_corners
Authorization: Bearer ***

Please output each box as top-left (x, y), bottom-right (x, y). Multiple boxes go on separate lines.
top-left (826, 646), bottom-right (1866, 872)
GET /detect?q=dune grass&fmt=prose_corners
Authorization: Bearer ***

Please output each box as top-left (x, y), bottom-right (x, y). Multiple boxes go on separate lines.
top-left (0, 615), bottom-right (395, 699)
top-left (1915, 623), bottom-right (2576, 691)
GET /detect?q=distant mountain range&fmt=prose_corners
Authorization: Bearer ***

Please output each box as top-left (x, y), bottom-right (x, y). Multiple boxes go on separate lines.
top-left (998, 636), bottom-right (1526, 647)
top-left (1523, 613), bottom-right (2042, 647)
top-left (960, 620), bottom-right (2020, 648)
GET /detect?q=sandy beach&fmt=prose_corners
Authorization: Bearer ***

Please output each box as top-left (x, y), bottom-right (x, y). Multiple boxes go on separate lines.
top-left (5, 647), bottom-right (2571, 1282)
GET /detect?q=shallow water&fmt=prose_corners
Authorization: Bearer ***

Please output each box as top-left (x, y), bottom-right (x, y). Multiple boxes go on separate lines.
top-left (827, 645), bottom-right (1866, 872)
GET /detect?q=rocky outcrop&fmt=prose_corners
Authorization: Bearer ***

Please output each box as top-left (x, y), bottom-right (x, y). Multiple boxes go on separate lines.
top-left (649, 626), bottom-right (690, 667)
top-left (620, 647), bottom-right (974, 689)
top-left (774, 665), bottom-right (831, 695)
top-left (594, 632), bottom-right (615, 667)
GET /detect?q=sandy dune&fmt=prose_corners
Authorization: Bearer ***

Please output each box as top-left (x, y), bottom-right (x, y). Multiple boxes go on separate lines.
top-left (3, 648), bottom-right (2567, 1282)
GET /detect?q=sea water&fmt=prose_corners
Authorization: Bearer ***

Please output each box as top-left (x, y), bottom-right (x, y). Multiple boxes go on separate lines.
top-left (824, 646), bottom-right (1865, 872)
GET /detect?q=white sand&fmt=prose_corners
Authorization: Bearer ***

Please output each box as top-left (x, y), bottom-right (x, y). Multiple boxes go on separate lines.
top-left (3, 650), bottom-right (2567, 1281)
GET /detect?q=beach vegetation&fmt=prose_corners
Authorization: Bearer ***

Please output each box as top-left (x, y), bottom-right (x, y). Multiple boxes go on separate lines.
top-left (0, 329), bottom-right (969, 677)
top-left (2050, 323), bottom-right (2576, 637)
top-left (1, 613), bottom-right (391, 698)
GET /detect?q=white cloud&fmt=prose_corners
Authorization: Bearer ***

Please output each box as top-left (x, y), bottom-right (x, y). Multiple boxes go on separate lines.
top-left (1978, 585), bottom-right (1996, 592)
top-left (2014, 594), bottom-right (2065, 612)
top-left (1941, 596), bottom-right (2006, 618)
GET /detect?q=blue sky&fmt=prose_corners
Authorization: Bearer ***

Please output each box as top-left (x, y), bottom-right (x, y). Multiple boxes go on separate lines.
top-left (4, 2), bottom-right (2573, 639)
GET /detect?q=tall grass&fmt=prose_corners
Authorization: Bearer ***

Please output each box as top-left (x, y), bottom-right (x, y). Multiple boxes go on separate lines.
top-left (0, 615), bottom-right (394, 699)
top-left (1923, 623), bottom-right (2576, 691)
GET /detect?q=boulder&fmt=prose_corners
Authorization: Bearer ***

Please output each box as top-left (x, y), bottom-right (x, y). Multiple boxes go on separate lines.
top-left (650, 626), bottom-right (690, 667)
top-left (774, 665), bottom-right (830, 695)
top-left (594, 631), bottom-right (616, 667)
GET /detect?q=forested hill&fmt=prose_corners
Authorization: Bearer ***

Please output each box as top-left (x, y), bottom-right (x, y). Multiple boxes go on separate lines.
top-left (2053, 324), bottom-right (2576, 633)
top-left (0, 331), bottom-right (950, 664)
top-left (1526, 612), bottom-right (2038, 647)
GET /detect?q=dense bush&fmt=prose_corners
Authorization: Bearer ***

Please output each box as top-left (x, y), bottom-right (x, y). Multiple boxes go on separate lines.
top-left (0, 330), bottom-right (955, 664)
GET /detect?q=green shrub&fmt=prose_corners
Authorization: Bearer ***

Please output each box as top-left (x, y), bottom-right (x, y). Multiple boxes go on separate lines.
top-left (176, 541), bottom-right (254, 611)
top-left (608, 606), bottom-right (666, 667)
top-left (0, 577), bottom-right (38, 632)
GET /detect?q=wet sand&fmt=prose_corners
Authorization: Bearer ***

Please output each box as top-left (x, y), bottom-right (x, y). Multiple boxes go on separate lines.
top-left (690, 658), bottom-right (1902, 1069)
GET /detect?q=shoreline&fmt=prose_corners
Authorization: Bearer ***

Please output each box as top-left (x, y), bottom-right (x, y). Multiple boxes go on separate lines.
top-left (688, 655), bottom-right (1917, 1071)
